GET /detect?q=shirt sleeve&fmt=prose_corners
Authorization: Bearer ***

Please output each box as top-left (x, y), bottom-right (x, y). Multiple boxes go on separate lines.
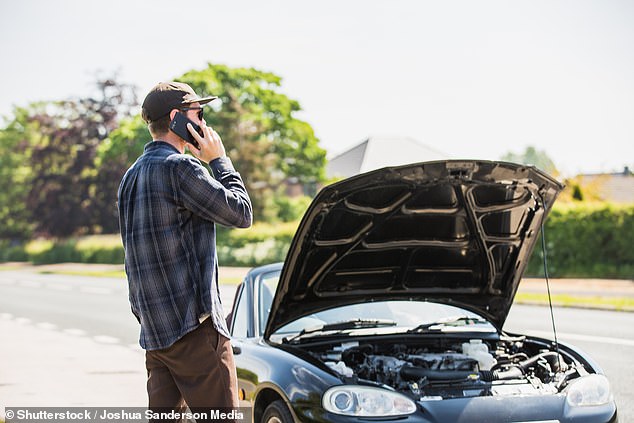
top-left (174, 155), bottom-right (253, 228)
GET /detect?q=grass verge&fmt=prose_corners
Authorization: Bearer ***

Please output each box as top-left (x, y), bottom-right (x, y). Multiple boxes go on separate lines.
top-left (35, 269), bottom-right (244, 285)
top-left (0, 263), bottom-right (245, 285)
top-left (38, 269), bottom-right (127, 278)
top-left (515, 292), bottom-right (634, 311)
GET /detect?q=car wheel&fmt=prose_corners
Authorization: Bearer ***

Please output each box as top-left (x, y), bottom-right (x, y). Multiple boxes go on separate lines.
top-left (262, 400), bottom-right (294, 423)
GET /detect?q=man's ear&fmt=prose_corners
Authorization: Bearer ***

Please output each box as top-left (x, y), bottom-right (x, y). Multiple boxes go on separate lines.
top-left (169, 109), bottom-right (178, 120)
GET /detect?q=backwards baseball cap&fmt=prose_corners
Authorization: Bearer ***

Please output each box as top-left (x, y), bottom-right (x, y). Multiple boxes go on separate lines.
top-left (141, 81), bottom-right (217, 122)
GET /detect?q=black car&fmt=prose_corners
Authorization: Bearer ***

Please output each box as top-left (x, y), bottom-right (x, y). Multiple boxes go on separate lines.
top-left (227, 160), bottom-right (618, 423)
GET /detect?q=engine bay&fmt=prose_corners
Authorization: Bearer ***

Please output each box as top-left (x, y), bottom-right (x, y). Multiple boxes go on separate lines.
top-left (306, 335), bottom-right (588, 400)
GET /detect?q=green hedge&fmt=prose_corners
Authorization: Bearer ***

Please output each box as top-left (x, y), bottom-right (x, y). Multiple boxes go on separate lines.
top-left (16, 236), bottom-right (125, 265)
top-left (525, 203), bottom-right (634, 278)
top-left (215, 222), bottom-right (297, 266)
top-left (0, 240), bottom-right (29, 262)
top-left (1, 204), bottom-right (633, 278)
top-left (0, 223), bottom-right (298, 268)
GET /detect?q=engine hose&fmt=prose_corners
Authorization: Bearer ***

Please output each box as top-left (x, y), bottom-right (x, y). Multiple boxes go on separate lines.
top-left (517, 351), bottom-right (561, 372)
top-left (492, 353), bottom-right (529, 370)
top-left (401, 352), bottom-right (563, 383)
top-left (400, 366), bottom-right (476, 381)
top-left (479, 367), bottom-right (523, 382)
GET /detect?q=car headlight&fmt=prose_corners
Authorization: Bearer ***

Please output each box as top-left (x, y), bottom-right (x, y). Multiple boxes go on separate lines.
top-left (566, 374), bottom-right (612, 407)
top-left (323, 385), bottom-right (417, 417)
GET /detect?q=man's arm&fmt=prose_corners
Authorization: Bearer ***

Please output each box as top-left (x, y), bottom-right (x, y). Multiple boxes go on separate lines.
top-left (177, 122), bottom-right (253, 228)
top-left (176, 156), bottom-right (253, 228)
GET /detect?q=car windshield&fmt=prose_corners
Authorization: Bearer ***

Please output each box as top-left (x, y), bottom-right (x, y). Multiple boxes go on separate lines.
top-left (257, 270), bottom-right (495, 337)
top-left (275, 301), bottom-right (494, 337)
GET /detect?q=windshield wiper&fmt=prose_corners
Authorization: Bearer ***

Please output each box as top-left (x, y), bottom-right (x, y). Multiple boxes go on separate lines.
top-left (407, 316), bottom-right (489, 333)
top-left (285, 318), bottom-right (397, 343)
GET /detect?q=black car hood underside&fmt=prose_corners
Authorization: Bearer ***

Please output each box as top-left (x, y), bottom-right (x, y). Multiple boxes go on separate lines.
top-left (265, 160), bottom-right (563, 338)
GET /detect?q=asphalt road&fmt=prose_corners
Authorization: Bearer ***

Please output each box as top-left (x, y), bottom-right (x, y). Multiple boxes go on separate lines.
top-left (1, 270), bottom-right (632, 421)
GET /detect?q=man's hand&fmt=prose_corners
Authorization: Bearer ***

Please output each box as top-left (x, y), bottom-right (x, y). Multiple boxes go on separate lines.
top-left (187, 122), bottom-right (226, 163)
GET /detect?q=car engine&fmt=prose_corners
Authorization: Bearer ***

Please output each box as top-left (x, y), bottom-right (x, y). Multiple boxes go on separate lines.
top-left (310, 336), bottom-right (585, 400)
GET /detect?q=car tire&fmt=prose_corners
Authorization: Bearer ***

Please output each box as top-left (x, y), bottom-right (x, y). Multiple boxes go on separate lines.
top-left (262, 400), bottom-right (294, 423)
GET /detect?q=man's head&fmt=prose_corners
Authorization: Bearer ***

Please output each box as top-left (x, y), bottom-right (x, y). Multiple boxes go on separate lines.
top-left (141, 82), bottom-right (217, 136)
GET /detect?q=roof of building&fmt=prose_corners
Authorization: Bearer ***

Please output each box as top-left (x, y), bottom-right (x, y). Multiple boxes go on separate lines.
top-left (326, 136), bottom-right (450, 179)
top-left (577, 167), bottom-right (634, 203)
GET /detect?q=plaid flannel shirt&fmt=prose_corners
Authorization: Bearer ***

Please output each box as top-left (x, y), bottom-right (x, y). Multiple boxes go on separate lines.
top-left (117, 141), bottom-right (252, 350)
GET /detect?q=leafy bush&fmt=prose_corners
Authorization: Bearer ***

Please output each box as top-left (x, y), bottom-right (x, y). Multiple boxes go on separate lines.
top-left (2, 223), bottom-right (297, 268)
top-left (76, 235), bottom-right (125, 264)
top-left (273, 195), bottom-right (312, 222)
top-left (0, 240), bottom-right (28, 262)
top-left (30, 241), bottom-right (82, 265)
top-left (19, 235), bottom-right (124, 265)
top-left (526, 203), bottom-right (634, 278)
top-left (217, 239), bottom-right (291, 267)
top-left (216, 222), bottom-right (297, 266)
top-left (217, 222), bottom-right (297, 249)
top-left (2, 204), bottom-right (633, 278)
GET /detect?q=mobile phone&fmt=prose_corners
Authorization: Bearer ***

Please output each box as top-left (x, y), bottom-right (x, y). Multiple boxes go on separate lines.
top-left (169, 112), bottom-right (203, 149)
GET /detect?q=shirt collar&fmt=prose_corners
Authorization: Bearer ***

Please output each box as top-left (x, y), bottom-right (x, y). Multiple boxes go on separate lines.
top-left (144, 140), bottom-right (180, 154)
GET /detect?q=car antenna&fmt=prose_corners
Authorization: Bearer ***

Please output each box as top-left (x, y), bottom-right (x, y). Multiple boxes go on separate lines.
top-left (540, 210), bottom-right (562, 371)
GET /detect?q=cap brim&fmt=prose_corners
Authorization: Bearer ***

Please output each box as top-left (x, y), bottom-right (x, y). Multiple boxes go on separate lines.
top-left (183, 95), bottom-right (218, 106)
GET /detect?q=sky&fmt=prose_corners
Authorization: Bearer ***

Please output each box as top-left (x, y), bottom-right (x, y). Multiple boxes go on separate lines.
top-left (1, 0), bottom-right (633, 176)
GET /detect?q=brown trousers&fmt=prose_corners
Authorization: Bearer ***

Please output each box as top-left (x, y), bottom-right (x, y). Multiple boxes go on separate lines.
top-left (145, 318), bottom-right (238, 417)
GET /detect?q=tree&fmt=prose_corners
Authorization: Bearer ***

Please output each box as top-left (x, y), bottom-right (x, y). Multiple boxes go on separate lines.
top-left (92, 114), bottom-right (149, 233)
top-left (500, 146), bottom-right (558, 176)
top-left (0, 64), bottom-right (326, 240)
top-left (31, 79), bottom-right (137, 237)
top-left (0, 78), bottom-right (137, 239)
top-left (0, 106), bottom-right (40, 239)
top-left (557, 175), bottom-right (607, 203)
top-left (177, 64), bottom-right (327, 220)
top-left (100, 63), bottom-right (327, 222)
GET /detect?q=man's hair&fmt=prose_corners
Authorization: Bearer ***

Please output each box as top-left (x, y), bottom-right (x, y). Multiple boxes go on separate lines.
top-left (147, 115), bottom-right (171, 137)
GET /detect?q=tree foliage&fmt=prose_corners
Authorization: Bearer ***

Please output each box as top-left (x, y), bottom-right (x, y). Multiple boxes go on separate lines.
top-left (0, 64), bottom-right (326, 240)
top-left (0, 78), bottom-right (138, 239)
top-left (177, 64), bottom-right (326, 220)
top-left (0, 106), bottom-right (39, 239)
top-left (93, 114), bottom-right (150, 233)
top-left (99, 63), bottom-right (327, 222)
top-left (500, 146), bottom-right (558, 176)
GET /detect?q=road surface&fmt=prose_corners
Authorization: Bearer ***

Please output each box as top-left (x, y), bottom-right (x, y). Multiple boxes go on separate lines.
top-left (1, 270), bottom-right (631, 420)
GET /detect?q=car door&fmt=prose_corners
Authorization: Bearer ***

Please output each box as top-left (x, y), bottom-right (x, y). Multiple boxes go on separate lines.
top-left (228, 265), bottom-right (282, 407)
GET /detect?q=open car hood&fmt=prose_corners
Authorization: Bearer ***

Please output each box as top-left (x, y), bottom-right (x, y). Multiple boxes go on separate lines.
top-left (264, 160), bottom-right (563, 338)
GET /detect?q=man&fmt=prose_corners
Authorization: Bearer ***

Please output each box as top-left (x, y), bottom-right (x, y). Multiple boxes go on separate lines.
top-left (117, 82), bottom-right (252, 414)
